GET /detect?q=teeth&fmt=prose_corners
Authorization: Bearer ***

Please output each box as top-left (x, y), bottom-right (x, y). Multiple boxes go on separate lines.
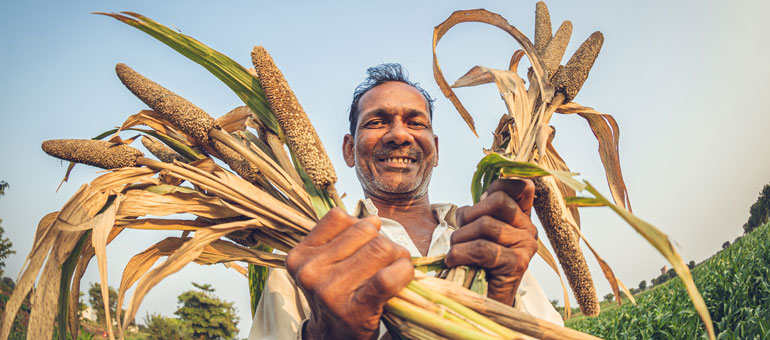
top-left (384, 157), bottom-right (412, 164)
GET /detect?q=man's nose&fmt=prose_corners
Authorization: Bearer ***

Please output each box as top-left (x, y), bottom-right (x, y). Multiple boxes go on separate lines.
top-left (382, 121), bottom-right (413, 146)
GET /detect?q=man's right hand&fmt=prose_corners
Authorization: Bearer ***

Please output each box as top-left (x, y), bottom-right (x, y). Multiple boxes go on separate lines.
top-left (286, 207), bottom-right (414, 340)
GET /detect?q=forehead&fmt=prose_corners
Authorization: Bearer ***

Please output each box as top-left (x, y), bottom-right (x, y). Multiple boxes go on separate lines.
top-left (357, 82), bottom-right (430, 121)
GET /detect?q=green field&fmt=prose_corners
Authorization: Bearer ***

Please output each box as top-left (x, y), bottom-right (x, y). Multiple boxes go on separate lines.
top-left (566, 222), bottom-right (770, 339)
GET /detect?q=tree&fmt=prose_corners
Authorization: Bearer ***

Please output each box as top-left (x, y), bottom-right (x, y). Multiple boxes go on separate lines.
top-left (743, 184), bottom-right (770, 234)
top-left (722, 241), bottom-right (731, 250)
top-left (0, 220), bottom-right (14, 279)
top-left (1, 276), bottom-right (14, 291)
top-left (78, 291), bottom-right (88, 318)
top-left (144, 313), bottom-right (191, 340)
top-left (688, 260), bottom-right (696, 269)
top-left (638, 280), bottom-right (647, 291)
top-left (603, 293), bottom-right (615, 303)
top-left (549, 299), bottom-right (560, 309)
top-left (175, 282), bottom-right (239, 340)
top-left (0, 182), bottom-right (14, 278)
top-left (88, 282), bottom-right (118, 327)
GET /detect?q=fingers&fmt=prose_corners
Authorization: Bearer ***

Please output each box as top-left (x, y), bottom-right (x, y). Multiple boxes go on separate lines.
top-left (302, 207), bottom-right (360, 247)
top-left (337, 235), bottom-right (411, 281)
top-left (318, 216), bottom-right (382, 263)
top-left (457, 179), bottom-right (535, 229)
top-left (354, 257), bottom-right (414, 307)
top-left (458, 191), bottom-right (521, 227)
top-left (450, 215), bottom-right (537, 247)
top-left (445, 239), bottom-right (535, 272)
top-left (487, 179), bottom-right (535, 215)
top-left (445, 239), bottom-right (507, 269)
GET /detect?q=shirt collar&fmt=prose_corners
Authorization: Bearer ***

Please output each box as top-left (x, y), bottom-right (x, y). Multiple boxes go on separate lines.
top-left (352, 198), bottom-right (458, 229)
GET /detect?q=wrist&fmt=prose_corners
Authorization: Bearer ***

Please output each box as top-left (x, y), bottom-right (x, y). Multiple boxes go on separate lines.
top-left (303, 316), bottom-right (328, 340)
top-left (304, 314), bottom-right (377, 340)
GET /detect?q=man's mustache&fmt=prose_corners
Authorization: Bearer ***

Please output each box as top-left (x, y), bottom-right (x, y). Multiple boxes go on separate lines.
top-left (373, 146), bottom-right (421, 160)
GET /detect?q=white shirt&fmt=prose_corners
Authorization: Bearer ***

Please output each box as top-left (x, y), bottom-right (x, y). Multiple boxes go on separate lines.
top-left (248, 199), bottom-right (563, 340)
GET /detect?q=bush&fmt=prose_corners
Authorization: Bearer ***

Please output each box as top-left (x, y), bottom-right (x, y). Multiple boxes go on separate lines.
top-left (144, 313), bottom-right (190, 340)
top-left (175, 283), bottom-right (238, 340)
top-left (743, 184), bottom-right (770, 234)
top-left (566, 222), bottom-right (770, 339)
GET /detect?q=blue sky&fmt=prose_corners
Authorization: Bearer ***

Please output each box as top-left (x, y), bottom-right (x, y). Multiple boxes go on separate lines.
top-left (2, 0), bottom-right (769, 337)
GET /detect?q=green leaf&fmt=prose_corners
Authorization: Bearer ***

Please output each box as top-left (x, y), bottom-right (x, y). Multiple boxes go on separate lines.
top-left (565, 196), bottom-right (605, 207)
top-left (124, 127), bottom-right (207, 162)
top-left (248, 243), bottom-right (273, 316)
top-left (57, 230), bottom-right (91, 340)
top-left (471, 152), bottom-right (582, 203)
top-left (583, 181), bottom-right (715, 339)
top-left (97, 12), bottom-right (281, 136)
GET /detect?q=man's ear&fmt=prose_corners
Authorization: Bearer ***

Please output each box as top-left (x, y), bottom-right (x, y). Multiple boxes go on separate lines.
top-left (433, 135), bottom-right (439, 167)
top-left (343, 134), bottom-right (355, 167)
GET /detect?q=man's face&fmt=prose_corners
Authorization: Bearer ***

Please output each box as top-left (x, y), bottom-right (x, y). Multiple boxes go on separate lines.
top-left (343, 81), bottom-right (438, 200)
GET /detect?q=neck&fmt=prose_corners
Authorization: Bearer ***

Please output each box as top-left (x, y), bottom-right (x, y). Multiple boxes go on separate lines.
top-left (364, 190), bottom-right (433, 222)
top-left (364, 190), bottom-right (439, 257)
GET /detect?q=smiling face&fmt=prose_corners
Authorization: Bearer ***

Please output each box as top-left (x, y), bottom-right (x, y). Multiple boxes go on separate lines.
top-left (343, 81), bottom-right (438, 200)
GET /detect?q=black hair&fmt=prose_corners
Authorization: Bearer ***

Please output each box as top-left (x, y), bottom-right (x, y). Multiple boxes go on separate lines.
top-left (348, 63), bottom-right (435, 136)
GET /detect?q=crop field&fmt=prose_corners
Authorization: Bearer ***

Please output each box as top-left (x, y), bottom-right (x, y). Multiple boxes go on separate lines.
top-left (566, 222), bottom-right (770, 339)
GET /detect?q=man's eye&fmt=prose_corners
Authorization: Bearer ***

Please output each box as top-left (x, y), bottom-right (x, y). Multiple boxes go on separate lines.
top-left (408, 121), bottom-right (428, 129)
top-left (364, 120), bottom-right (385, 128)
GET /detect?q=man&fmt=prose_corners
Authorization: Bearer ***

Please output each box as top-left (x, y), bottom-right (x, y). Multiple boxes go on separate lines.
top-left (249, 64), bottom-right (562, 340)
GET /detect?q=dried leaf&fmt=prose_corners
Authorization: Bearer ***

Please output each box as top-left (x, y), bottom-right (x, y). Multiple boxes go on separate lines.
top-left (217, 106), bottom-right (254, 133)
top-left (91, 196), bottom-right (122, 340)
top-left (116, 237), bottom-right (187, 331)
top-left (433, 9), bottom-right (554, 137)
top-left (121, 219), bottom-right (258, 330)
top-left (557, 102), bottom-right (630, 211)
top-left (116, 218), bottom-right (210, 230)
top-left (117, 188), bottom-right (241, 220)
top-left (27, 229), bottom-right (84, 340)
top-left (508, 50), bottom-right (525, 73)
top-left (223, 261), bottom-right (248, 277)
top-left (0, 217), bottom-right (58, 340)
top-left (115, 110), bottom-right (188, 142)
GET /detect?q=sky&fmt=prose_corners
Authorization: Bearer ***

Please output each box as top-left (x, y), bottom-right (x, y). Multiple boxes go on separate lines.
top-left (1, 0), bottom-right (769, 338)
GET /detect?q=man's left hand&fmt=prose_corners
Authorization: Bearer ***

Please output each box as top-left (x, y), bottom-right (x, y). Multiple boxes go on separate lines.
top-left (445, 178), bottom-right (539, 305)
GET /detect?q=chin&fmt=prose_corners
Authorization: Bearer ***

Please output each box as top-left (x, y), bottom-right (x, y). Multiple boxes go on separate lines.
top-left (375, 175), bottom-right (432, 198)
top-left (356, 164), bottom-right (434, 198)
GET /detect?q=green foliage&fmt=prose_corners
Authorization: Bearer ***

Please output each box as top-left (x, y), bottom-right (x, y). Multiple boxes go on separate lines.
top-left (2, 291), bottom-right (29, 340)
top-left (603, 293), bottom-right (615, 303)
top-left (51, 324), bottom-right (95, 340)
top-left (77, 291), bottom-right (88, 316)
top-left (566, 222), bottom-right (770, 339)
top-left (0, 220), bottom-right (14, 278)
top-left (175, 282), bottom-right (239, 340)
top-left (248, 243), bottom-right (273, 316)
top-left (0, 182), bottom-right (14, 278)
top-left (744, 184), bottom-right (770, 234)
top-left (143, 313), bottom-right (190, 340)
top-left (87, 282), bottom-right (117, 326)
